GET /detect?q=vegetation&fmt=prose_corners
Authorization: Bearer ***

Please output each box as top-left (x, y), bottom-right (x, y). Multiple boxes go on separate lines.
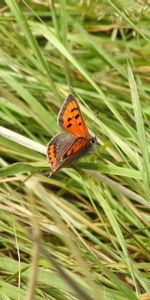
top-left (0, 1), bottom-right (150, 299)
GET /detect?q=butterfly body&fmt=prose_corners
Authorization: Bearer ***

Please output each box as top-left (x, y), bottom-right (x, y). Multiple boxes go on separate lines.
top-left (47, 94), bottom-right (96, 175)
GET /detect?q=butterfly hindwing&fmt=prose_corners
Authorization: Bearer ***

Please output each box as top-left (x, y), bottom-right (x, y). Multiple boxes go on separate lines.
top-left (62, 137), bottom-right (91, 159)
top-left (57, 94), bottom-right (89, 138)
top-left (47, 133), bottom-right (76, 174)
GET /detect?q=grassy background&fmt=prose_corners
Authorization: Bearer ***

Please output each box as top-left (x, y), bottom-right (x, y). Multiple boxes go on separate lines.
top-left (0, 1), bottom-right (150, 299)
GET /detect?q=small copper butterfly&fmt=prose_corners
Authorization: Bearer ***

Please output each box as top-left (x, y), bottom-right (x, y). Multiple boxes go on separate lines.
top-left (47, 94), bottom-right (96, 176)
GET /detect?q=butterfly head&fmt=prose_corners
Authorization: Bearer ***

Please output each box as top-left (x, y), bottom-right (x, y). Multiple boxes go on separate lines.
top-left (88, 135), bottom-right (97, 154)
top-left (90, 136), bottom-right (97, 144)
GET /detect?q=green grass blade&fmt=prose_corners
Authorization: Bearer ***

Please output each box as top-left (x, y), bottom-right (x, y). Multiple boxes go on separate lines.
top-left (128, 64), bottom-right (150, 200)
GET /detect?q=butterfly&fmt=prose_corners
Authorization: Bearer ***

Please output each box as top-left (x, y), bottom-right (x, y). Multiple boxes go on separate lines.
top-left (47, 94), bottom-right (96, 176)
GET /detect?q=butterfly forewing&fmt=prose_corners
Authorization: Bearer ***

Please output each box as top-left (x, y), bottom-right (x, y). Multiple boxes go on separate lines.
top-left (57, 94), bottom-right (90, 138)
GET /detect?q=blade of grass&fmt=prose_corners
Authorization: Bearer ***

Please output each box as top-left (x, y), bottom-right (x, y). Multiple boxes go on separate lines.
top-left (1, 76), bottom-right (54, 132)
top-left (50, 0), bottom-right (72, 91)
top-left (36, 22), bottom-right (138, 141)
top-left (107, 0), bottom-right (150, 44)
top-left (72, 20), bottom-right (127, 78)
top-left (5, 0), bottom-right (60, 101)
top-left (128, 64), bottom-right (150, 200)
top-left (91, 182), bottom-right (139, 297)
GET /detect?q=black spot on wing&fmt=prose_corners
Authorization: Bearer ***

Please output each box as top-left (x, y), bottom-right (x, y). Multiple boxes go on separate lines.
top-left (67, 117), bottom-right (72, 121)
top-left (67, 123), bottom-right (72, 128)
top-left (75, 114), bottom-right (80, 119)
top-left (78, 122), bottom-right (82, 126)
top-left (71, 107), bottom-right (78, 113)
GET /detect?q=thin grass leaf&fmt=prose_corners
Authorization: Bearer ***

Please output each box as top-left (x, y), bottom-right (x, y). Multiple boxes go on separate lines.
top-left (128, 64), bottom-right (150, 200)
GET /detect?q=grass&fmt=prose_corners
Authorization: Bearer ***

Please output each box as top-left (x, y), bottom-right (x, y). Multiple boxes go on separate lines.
top-left (0, 1), bottom-right (150, 300)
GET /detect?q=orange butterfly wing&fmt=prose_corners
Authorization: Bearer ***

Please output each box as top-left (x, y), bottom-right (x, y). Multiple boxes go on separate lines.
top-left (62, 137), bottom-right (91, 159)
top-left (47, 143), bottom-right (57, 171)
top-left (57, 94), bottom-right (90, 138)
